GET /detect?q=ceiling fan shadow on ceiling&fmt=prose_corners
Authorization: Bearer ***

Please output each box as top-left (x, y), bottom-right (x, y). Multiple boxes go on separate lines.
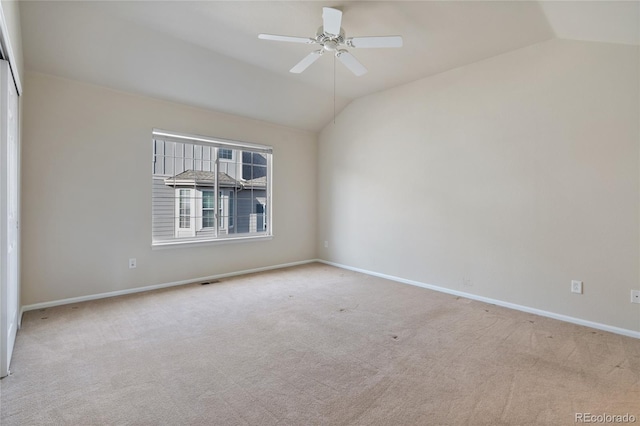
top-left (258, 7), bottom-right (403, 77)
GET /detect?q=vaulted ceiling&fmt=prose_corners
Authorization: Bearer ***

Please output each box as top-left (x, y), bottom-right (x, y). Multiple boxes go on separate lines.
top-left (20, 1), bottom-right (640, 132)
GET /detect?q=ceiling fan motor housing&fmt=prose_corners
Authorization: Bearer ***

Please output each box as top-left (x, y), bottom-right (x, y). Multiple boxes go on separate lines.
top-left (316, 26), bottom-right (345, 52)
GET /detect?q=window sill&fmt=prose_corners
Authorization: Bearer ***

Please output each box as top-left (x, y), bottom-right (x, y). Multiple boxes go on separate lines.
top-left (152, 234), bottom-right (272, 249)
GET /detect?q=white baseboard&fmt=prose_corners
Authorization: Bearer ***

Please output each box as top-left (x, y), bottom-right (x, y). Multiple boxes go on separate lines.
top-left (20, 258), bottom-right (639, 339)
top-left (317, 259), bottom-right (640, 340)
top-left (19, 259), bottom-right (317, 322)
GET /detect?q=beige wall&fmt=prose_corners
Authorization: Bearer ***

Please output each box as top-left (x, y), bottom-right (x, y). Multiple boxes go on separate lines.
top-left (21, 72), bottom-right (317, 305)
top-left (318, 39), bottom-right (640, 332)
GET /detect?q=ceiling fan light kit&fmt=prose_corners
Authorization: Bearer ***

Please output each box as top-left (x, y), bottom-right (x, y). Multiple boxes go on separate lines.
top-left (258, 7), bottom-right (403, 76)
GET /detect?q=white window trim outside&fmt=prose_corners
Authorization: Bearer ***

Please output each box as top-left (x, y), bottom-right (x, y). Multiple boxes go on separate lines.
top-left (175, 188), bottom-right (195, 238)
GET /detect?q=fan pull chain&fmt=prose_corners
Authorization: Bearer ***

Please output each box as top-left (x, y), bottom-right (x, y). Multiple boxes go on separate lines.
top-left (333, 54), bottom-right (336, 124)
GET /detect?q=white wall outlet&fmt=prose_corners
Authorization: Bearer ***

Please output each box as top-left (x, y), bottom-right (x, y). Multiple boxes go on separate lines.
top-left (324, 241), bottom-right (329, 248)
top-left (129, 258), bottom-right (137, 269)
top-left (631, 290), bottom-right (640, 304)
top-left (571, 280), bottom-right (583, 294)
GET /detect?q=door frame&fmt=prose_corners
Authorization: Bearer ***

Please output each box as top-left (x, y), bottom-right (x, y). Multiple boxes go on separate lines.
top-left (0, 59), bottom-right (19, 378)
top-left (0, 3), bottom-right (22, 378)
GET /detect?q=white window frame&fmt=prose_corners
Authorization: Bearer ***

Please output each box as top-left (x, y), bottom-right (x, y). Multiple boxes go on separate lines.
top-left (152, 129), bottom-right (273, 247)
top-left (175, 188), bottom-right (195, 238)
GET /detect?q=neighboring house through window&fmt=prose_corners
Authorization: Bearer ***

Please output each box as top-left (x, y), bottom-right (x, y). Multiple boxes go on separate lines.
top-left (152, 129), bottom-right (272, 245)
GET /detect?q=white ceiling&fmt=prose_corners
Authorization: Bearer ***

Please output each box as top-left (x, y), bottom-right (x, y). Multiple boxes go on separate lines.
top-left (20, 1), bottom-right (640, 132)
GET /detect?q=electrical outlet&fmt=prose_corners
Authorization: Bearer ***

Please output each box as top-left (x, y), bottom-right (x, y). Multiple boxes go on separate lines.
top-left (324, 241), bottom-right (329, 248)
top-left (129, 258), bottom-right (137, 269)
top-left (571, 280), bottom-right (583, 294)
top-left (631, 290), bottom-right (640, 304)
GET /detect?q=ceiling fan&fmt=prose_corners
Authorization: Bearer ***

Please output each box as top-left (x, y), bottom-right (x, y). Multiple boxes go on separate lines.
top-left (258, 7), bottom-right (403, 77)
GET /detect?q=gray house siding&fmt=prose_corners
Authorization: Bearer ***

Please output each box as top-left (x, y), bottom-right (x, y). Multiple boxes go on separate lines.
top-left (236, 189), bottom-right (267, 233)
top-left (152, 177), bottom-right (175, 241)
top-left (154, 140), bottom-right (240, 179)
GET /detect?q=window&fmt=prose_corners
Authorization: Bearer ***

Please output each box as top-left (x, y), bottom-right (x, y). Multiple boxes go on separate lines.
top-left (202, 191), bottom-right (215, 228)
top-left (256, 203), bottom-right (267, 231)
top-left (179, 190), bottom-right (191, 228)
top-left (152, 129), bottom-right (272, 246)
top-left (174, 188), bottom-right (195, 238)
top-left (218, 149), bottom-right (232, 159)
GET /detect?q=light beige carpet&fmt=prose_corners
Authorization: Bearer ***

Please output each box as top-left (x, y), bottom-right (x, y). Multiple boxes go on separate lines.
top-left (1, 263), bottom-right (639, 425)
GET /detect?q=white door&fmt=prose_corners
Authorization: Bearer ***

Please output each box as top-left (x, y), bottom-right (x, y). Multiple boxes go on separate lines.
top-left (1, 59), bottom-right (19, 378)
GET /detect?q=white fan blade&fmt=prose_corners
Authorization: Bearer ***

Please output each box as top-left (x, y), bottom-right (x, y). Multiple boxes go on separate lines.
top-left (290, 50), bottom-right (324, 74)
top-left (322, 7), bottom-right (342, 36)
top-left (259, 34), bottom-right (316, 44)
top-left (336, 51), bottom-right (367, 76)
top-left (348, 36), bottom-right (403, 48)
